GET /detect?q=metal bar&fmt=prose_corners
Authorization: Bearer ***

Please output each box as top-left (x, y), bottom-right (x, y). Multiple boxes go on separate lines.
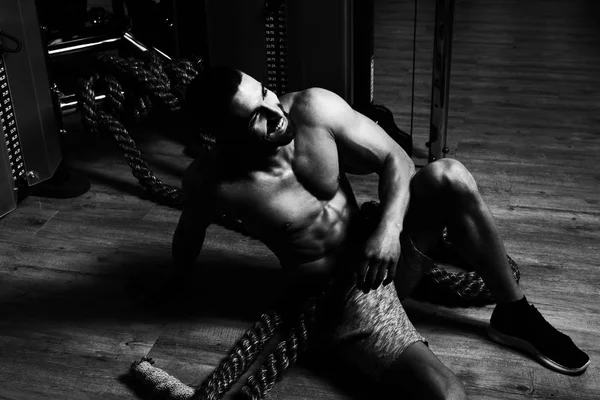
top-left (47, 34), bottom-right (122, 57)
top-left (59, 93), bottom-right (108, 116)
top-left (54, 32), bottom-right (170, 117)
top-left (352, 0), bottom-right (374, 107)
top-left (123, 31), bottom-right (172, 60)
top-left (47, 30), bottom-right (172, 60)
top-left (428, 0), bottom-right (455, 162)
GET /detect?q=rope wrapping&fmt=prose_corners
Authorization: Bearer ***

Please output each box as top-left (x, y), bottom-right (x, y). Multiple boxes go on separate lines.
top-left (130, 357), bottom-right (195, 400)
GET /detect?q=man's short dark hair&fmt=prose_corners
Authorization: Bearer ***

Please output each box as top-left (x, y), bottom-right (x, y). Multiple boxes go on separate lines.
top-left (184, 66), bottom-right (243, 147)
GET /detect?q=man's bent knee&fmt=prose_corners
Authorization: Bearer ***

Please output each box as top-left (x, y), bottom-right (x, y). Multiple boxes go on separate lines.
top-left (423, 159), bottom-right (479, 204)
top-left (382, 342), bottom-right (467, 400)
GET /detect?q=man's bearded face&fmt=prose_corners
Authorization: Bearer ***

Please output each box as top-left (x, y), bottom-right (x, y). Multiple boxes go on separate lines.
top-left (227, 73), bottom-right (295, 148)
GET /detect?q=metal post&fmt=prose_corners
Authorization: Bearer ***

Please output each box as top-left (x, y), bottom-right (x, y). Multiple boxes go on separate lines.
top-left (428, 0), bottom-right (455, 162)
top-left (47, 34), bottom-right (122, 57)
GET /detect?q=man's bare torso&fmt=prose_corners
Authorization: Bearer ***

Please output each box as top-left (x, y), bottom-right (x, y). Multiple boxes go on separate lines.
top-left (188, 91), bottom-right (363, 275)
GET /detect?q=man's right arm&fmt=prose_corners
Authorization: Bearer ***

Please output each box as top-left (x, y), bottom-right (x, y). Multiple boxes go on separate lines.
top-left (171, 159), bottom-right (217, 278)
top-left (172, 204), bottom-right (212, 276)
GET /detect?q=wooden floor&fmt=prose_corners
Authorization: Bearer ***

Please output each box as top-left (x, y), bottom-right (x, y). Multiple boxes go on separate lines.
top-left (1, 0), bottom-right (599, 399)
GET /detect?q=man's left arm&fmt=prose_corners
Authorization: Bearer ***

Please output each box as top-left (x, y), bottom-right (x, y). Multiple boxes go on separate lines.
top-left (306, 88), bottom-right (416, 292)
top-left (378, 147), bottom-right (415, 236)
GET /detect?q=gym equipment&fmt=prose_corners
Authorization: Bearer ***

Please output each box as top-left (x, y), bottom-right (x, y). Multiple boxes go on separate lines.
top-left (205, 0), bottom-right (354, 102)
top-left (0, 0), bottom-right (62, 218)
top-left (428, 0), bottom-right (455, 162)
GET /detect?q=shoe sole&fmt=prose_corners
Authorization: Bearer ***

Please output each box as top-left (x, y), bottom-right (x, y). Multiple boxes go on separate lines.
top-left (487, 325), bottom-right (590, 375)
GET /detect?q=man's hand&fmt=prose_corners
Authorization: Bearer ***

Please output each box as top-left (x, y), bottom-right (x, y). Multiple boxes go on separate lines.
top-left (356, 228), bottom-right (401, 293)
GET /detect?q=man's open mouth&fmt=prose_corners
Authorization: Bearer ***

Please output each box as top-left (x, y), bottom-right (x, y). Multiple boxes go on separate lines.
top-left (269, 117), bottom-right (287, 137)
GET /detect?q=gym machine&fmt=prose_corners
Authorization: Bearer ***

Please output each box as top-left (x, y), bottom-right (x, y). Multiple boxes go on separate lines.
top-left (0, 0), bottom-right (455, 218)
top-left (0, 0), bottom-right (179, 218)
top-left (0, 0), bottom-right (62, 218)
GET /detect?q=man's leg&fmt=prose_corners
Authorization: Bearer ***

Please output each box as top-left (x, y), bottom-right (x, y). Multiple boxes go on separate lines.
top-left (324, 266), bottom-right (467, 400)
top-left (382, 342), bottom-right (467, 400)
top-left (403, 158), bottom-right (590, 375)
top-left (404, 158), bottom-right (521, 301)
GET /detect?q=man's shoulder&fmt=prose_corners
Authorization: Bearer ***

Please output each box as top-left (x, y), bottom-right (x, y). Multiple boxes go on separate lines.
top-left (285, 88), bottom-right (347, 130)
top-left (286, 87), bottom-right (341, 109)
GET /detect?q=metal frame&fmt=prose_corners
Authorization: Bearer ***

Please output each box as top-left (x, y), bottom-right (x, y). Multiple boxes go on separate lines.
top-left (1, 0), bottom-right (62, 188)
top-left (0, 122), bottom-right (17, 218)
top-left (48, 31), bottom-right (171, 60)
top-left (428, 0), bottom-right (455, 162)
top-left (50, 2), bottom-right (455, 160)
top-left (50, 31), bottom-right (170, 115)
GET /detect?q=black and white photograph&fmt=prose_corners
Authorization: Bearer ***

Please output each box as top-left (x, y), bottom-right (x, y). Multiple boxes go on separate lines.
top-left (0, 0), bottom-right (598, 399)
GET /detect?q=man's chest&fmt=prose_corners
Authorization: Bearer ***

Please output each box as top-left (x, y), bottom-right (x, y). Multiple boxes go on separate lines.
top-left (216, 169), bottom-right (333, 229)
top-left (215, 160), bottom-right (341, 233)
top-left (292, 127), bottom-right (341, 199)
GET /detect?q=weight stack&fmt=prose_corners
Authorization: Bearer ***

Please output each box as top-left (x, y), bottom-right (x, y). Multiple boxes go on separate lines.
top-left (204, 0), bottom-right (361, 103)
top-left (0, 0), bottom-right (62, 218)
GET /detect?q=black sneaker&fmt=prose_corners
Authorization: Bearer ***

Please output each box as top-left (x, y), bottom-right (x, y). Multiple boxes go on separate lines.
top-left (488, 300), bottom-right (590, 375)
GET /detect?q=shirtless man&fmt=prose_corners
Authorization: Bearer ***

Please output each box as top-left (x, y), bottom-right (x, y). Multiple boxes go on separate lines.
top-left (173, 67), bottom-right (590, 399)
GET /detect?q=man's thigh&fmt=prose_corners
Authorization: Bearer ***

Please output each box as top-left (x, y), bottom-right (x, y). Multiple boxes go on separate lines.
top-left (315, 278), bottom-right (427, 381)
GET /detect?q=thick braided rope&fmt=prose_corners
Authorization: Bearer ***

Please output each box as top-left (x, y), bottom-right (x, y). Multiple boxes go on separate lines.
top-left (96, 53), bottom-right (182, 113)
top-left (414, 254), bottom-right (520, 307)
top-left (79, 54), bottom-right (200, 206)
top-left (412, 225), bottom-right (521, 307)
top-left (80, 80), bottom-right (183, 205)
top-left (129, 300), bottom-right (321, 400)
top-left (191, 311), bottom-right (282, 400)
top-left (129, 357), bottom-right (195, 400)
top-left (165, 59), bottom-right (198, 100)
top-left (129, 311), bottom-right (282, 400)
top-left (103, 74), bottom-right (125, 116)
top-left (240, 298), bottom-right (317, 400)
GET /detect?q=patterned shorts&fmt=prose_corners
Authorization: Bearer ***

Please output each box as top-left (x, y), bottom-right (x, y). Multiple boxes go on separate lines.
top-left (313, 234), bottom-right (430, 381)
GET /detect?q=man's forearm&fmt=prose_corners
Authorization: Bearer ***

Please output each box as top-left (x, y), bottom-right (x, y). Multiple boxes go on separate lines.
top-left (377, 152), bottom-right (415, 234)
top-left (172, 222), bottom-right (205, 276)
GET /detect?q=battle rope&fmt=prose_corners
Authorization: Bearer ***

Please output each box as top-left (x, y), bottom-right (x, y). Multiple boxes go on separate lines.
top-left (129, 298), bottom-right (318, 400)
top-left (79, 52), bottom-right (200, 207)
top-left (79, 51), bottom-right (520, 399)
top-left (130, 311), bottom-right (284, 400)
